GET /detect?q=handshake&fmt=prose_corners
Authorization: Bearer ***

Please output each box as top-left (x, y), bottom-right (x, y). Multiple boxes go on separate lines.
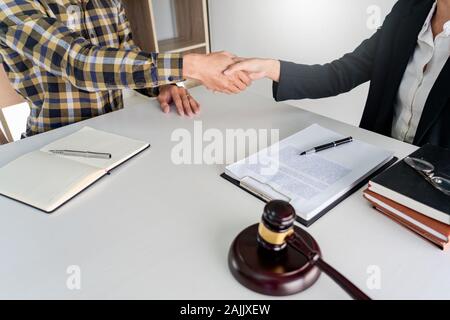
top-left (182, 51), bottom-right (281, 94)
top-left (158, 51), bottom-right (281, 117)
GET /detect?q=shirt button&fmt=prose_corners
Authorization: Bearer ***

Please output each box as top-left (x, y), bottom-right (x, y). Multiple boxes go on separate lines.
top-left (168, 76), bottom-right (174, 81)
top-left (89, 32), bottom-right (96, 38)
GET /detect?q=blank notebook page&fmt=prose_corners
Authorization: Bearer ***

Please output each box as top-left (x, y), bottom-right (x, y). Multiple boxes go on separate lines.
top-left (40, 127), bottom-right (149, 171)
top-left (0, 126), bottom-right (150, 212)
top-left (0, 151), bottom-right (104, 211)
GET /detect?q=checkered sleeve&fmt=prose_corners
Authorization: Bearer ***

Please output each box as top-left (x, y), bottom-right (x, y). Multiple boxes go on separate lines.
top-left (117, 0), bottom-right (160, 97)
top-left (0, 0), bottom-right (184, 92)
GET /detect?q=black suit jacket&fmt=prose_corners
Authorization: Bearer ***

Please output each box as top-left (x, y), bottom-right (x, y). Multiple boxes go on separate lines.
top-left (273, 0), bottom-right (449, 148)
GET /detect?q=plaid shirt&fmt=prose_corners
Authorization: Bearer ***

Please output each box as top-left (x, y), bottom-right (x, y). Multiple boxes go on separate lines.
top-left (0, 0), bottom-right (183, 136)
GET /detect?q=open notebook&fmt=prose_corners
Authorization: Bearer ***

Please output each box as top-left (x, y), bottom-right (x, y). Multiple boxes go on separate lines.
top-left (223, 124), bottom-right (396, 226)
top-left (0, 127), bottom-right (150, 213)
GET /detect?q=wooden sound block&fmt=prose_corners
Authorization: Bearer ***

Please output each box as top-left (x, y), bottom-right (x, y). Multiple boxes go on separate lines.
top-left (228, 224), bottom-right (321, 296)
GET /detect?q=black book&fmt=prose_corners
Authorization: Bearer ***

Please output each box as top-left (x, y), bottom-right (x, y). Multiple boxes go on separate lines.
top-left (369, 144), bottom-right (450, 225)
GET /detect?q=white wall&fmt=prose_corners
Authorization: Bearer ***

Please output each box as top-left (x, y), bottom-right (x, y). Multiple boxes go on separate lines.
top-left (209, 0), bottom-right (397, 126)
top-left (152, 0), bottom-right (177, 41)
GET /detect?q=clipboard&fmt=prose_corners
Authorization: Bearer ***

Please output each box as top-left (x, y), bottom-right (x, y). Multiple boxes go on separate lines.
top-left (221, 156), bottom-right (398, 227)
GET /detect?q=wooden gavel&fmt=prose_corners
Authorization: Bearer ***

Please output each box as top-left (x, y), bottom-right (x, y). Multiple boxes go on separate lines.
top-left (228, 200), bottom-right (371, 300)
top-left (257, 200), bottom-right (370, 300)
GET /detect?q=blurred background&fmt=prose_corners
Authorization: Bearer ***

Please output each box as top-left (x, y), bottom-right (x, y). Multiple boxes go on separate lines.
top-left (0, 0), bottom-right (397, 143)
top-left (209, 0), bottom-right (396, 125)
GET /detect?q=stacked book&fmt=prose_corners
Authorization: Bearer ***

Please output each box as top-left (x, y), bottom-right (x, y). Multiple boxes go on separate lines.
top-left (364, 144), bottom-right (450, 250)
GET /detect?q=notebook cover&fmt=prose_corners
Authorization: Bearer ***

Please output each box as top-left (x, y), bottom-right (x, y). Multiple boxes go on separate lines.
top-left (0, 144), bottom-right (150, 214)
top-left (221, 156), bottom-right (398, 227)
top-left (370, 144), bottom-right (450, 217)
top-left (364, 193), bottom-right (447, 250)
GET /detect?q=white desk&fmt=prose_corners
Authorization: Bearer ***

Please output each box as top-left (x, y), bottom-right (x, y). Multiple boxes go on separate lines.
top-left (0, 88), bottom-right (448, 300)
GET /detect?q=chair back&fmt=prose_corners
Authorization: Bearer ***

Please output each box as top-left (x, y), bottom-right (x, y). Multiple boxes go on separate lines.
top-left (0, 64), bottom-right (26, 144)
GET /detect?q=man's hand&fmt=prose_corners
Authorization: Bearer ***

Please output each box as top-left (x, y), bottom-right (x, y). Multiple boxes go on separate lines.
top-left (183, 51), bottom-right (252, 94)
top-left (224, 58), bottom-right (281, 82)
top-left (157, 85), bottom-right (200, 118)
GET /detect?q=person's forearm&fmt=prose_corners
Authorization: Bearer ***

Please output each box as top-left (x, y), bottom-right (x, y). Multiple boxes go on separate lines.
top-left (182, 54), bottom-right (201, 80)
top-left (264, 59), bottom-right (281, 82)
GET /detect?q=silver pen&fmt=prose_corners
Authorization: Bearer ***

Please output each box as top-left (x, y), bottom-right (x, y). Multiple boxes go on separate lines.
top-left (49, 149), bottom-right (112, 159)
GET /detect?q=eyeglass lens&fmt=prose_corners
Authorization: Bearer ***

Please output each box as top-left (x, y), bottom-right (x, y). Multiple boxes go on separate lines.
top-left (404, 157), bottom-right (434, 173)
top-left (404, 157), bottom-right (450, 195)
top-left (430, 176), bottom-right (450, 195)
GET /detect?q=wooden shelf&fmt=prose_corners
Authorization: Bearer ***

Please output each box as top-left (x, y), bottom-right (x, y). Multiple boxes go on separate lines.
top-left (123, 0), bottom-right (210, 54)
top-left (159, 38), bottom-right (206, 53)
top-left (122, 0), bottom-right (158, 52)
top-left (122, 0), bottom-right (210, 89)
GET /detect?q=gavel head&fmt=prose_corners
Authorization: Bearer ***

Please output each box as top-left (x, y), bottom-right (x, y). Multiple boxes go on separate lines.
top-left (257, 200), bottom-right (296, 251)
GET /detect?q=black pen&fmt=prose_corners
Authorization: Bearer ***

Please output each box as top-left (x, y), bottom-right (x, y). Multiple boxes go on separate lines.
top-left (299, 137), bottom-right (353, 156)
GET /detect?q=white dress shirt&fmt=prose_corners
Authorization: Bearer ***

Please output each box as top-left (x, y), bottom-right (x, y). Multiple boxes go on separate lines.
top-left (391, 2), bottom-right (450, 144)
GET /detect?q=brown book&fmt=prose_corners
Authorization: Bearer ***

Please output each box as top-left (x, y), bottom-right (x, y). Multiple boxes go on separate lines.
top-left (363, 189), bottom-right (450, 250)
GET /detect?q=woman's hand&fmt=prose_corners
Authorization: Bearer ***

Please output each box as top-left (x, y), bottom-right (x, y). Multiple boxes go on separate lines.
top-left (224, 58), bottom-right (281, 82)
top-left (157, 84), bottom-right (200, 118)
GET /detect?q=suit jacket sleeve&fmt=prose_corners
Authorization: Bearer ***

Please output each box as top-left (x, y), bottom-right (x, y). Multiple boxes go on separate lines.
top-left (273, 29), bottom-right (381, 101)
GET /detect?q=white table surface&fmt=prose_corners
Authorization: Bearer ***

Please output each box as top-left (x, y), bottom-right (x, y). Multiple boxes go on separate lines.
top-left (0, 87), bottom-right (448, 300)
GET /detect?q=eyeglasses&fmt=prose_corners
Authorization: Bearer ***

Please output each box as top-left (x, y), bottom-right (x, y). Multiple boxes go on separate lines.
top-left (404, 157), bottom-right (450, 196)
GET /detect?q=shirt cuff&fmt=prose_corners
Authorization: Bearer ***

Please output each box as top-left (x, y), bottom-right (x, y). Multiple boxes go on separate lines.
top-left (272, 60), bottom-right (291, 102)
top-left (152, 53), bottom-right (184, 86)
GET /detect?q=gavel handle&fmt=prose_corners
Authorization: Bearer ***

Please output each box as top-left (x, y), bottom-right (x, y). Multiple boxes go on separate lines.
top-left (287, 236), bottom-right (371, 300)
top-left (315, 258), bottom-right (370, 300)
